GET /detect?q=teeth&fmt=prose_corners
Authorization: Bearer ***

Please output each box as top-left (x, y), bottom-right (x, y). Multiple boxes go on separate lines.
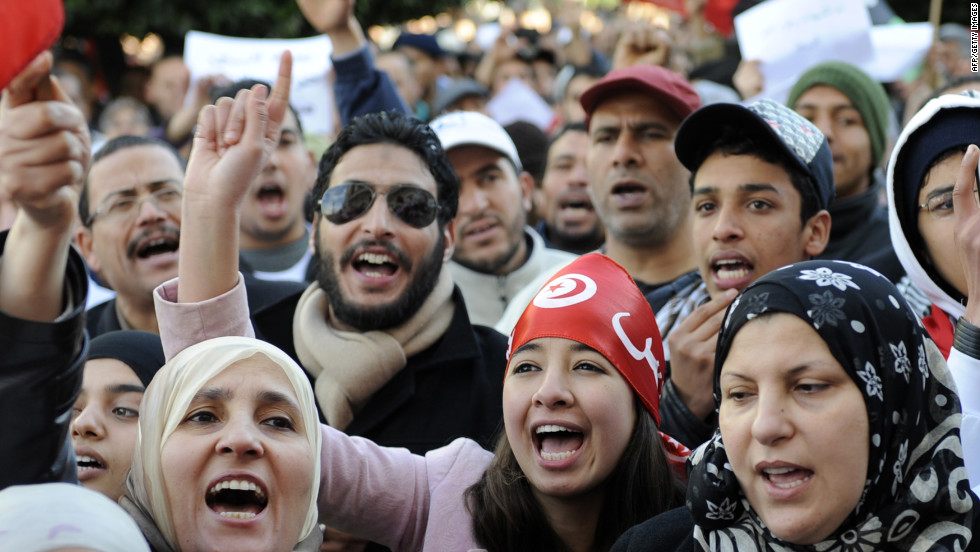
top-left (76, 456), bottom-right (102, 467)
top-left (209, 479), bottom-right (265, 500)
top-left (219, 512), bottom-right (257, 520)
top-left (536, 424), bottom-right (574, 434)
top-left (716, 266), bottom-right (749, 280)
top-left (357, 253), bottom-right (392, 265)
top-left (770, 474), bottom-right (812, 489)
top-left (763, 467), bottom-right (795, 475)
top-left (541, 450), bottom-right (576, 460)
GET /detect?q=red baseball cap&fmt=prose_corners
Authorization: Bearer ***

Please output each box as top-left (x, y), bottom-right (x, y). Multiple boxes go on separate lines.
top-left (579, 65), bottom-right (701, 129)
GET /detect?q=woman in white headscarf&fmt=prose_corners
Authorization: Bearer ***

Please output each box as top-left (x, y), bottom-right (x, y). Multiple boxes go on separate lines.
top-left (0, 482), bottom-right (149, 552)
top-left (120, 336), bottom-right (322, 552)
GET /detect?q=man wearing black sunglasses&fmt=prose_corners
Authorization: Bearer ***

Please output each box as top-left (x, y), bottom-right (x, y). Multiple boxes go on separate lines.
top-left (153, 69), bottom-right (508, 461)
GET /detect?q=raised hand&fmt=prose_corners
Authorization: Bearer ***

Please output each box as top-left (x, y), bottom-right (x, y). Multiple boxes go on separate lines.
top-left (0, 51), bottom-right (90, 230)
top-left (666, 288), bottom-right (738, 419)
top-left (733, 59), bottom-right (765, 100)
top-left (953, 144), bottom-right (980, 326)
top-left (177, 51), bottom-right (292, 303)
top-left (612, 23), bottom-right (673, 70)
top-left (297, 0), bottom-right (364, 56)
top-left (0, 50), bottom-right (91, 320)
top-left (183, 50), bottom-right (292, 211)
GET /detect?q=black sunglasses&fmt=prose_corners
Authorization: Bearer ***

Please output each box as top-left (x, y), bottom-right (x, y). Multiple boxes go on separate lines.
top-left (320, 182), bottom-right (440, 228)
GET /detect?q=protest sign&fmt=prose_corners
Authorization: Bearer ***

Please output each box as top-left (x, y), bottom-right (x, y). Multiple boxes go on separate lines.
top-left (184, 31), bottom-right (335, 137)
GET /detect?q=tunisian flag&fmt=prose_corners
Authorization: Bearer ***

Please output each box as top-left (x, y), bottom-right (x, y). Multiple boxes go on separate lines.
top-left (0, 0), bottom-right (65, 89)
top-left (625, 0), bottom-right (740, 37)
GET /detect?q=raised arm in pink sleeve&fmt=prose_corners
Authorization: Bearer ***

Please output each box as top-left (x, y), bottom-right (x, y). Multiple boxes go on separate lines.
top-left (316, 423), bottom-right (492, 551)
top-left (153, 272), bottom-right (255, 361)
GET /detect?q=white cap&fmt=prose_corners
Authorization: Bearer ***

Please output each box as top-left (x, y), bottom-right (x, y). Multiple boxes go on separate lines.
top-left (429, 110), bottom-right (523, 171)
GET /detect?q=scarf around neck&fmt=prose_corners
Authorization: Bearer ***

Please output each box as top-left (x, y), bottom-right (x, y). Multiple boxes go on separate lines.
top-left (687, 260), bottom-right (977, 551)
top-left (292, 267), bottom-right (455, 429)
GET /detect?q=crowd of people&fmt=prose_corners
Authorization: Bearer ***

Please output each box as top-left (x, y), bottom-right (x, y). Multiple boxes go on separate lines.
top-left (0, 0), bottom-right (978, 550)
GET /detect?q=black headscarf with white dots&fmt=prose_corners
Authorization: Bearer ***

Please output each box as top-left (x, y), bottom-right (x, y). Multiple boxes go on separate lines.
top-left (686, 260), bottom-right (977, 551)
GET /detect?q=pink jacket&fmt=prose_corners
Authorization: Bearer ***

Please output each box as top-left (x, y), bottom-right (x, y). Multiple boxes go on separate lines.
top-left (154, 276), bottom-right (495, 550)
top-left (317, 425), bottom-right (492, 551)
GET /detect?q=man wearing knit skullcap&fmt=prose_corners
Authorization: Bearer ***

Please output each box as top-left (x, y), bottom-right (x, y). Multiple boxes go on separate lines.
top-left (788, 61), bottom-right (905, 283)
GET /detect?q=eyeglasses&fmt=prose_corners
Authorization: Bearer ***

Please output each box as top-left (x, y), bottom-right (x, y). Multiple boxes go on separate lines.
top-left (918, 191), bottom-right (954, 220)
top-left (86, 185), bottom-right (183, 226)
top-left (319, 182), bottom-right (439, 228)
top-left (918, 187), bottom-right (980, 220)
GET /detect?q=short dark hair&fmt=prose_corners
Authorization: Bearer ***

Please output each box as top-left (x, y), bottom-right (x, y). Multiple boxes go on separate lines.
top-left (210, 79), bottom-right (305, 137)
top-left (548, 121), bottom-right (587, 149)
top-left (79, 135), bottom-right (186, 227)
top-left (312, 111), bottom-right (459, 226)
top-left (688, 125), bottom-right (821, 224)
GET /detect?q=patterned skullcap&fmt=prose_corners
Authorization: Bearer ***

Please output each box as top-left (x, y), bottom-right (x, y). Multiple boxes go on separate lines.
top-left (676, 98), bottom-right (835, 212)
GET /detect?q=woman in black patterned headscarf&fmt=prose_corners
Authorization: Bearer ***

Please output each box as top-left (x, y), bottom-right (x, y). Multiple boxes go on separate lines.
top-left (682, 259), bottom-right (978, 551)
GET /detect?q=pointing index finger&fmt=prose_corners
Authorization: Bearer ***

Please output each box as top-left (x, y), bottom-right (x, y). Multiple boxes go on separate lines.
top-left (953, 144), bottom-right (980, 218)
top-left (266, 50), bottom-right (293, 141)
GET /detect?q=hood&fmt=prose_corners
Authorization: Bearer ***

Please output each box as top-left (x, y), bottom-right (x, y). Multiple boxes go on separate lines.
top-left (886, 92), bottom-right (980, 318)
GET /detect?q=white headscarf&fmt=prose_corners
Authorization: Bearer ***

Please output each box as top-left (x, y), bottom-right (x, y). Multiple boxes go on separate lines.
top-left (127, 336), bottom-right (322, 550)
top-left (0, 482), bottom-right (149, 552)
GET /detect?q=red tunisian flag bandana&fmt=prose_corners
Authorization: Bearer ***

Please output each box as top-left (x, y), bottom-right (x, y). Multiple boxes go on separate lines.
top-left (0, 0), bottom-right (64, 90)
top-left (507, 253), bottom-right (690, 472)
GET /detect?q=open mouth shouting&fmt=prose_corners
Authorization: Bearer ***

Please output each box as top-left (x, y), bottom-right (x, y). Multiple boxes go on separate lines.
top-left (610, 181), bottom-right (649, 209)
top-left (128, 228), bottom-right (180, 266)
top-left (709, 251), bottom-right (754, 291)
top-left (343, 243), bottom-right (410, 285)
top-left (256, 182), bottom-right (287, 219)
top-left (534, 424), bottom-right (584, 464)
top-left (353, 252), bottom-right (398, 279)
top-left (757, 462), bottom-right (815, 499)
top-left (76, 449), bottom-right (108, 480)
top-left (557, 191), bottom-right (595, 222)
top-left (206, 477), bottom-right (269, 521)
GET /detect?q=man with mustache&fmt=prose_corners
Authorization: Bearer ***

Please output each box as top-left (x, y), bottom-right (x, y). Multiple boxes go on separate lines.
top-left (76, 136), bottom-right (303, 337)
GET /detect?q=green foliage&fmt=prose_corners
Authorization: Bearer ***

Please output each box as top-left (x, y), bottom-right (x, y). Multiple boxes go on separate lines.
top-left (888, 0), bottom-right (970, 26)
top-left (63, 0), bottom-right (467, 42)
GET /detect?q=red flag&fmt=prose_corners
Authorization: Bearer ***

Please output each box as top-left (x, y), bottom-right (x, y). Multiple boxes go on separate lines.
top-left (625, 0), bottom-right (739, 37)
top-left (0, 0), bottom-right (65, 89)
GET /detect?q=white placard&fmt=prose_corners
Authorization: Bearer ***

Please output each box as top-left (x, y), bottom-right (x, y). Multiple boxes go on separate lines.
top-left (486, 78), bottom-right (555, 131)
top-left (735, 0), bottom-right (874, 103)
top-left (183, 30), bottom-right (335, 137)
top-left (863, 23), bottom-right (933, 82)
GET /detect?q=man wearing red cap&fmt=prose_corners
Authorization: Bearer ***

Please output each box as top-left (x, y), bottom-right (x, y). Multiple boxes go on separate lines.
top-left (573, 64), bottom-right (724, 449)
top-left (578, 65), bottom-right (704, 315)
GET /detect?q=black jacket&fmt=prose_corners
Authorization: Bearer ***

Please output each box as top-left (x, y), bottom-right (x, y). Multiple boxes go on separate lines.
top-left (817, 179), bottom-right (904, 283)
top-left (250, 286), bottom-right (509, 454)
top-left (86, 273), bottom-right (305, 338)
top-left (0, 232), bottom-right (88, 490)
top-left (611, 507), bottom-right (695, 552)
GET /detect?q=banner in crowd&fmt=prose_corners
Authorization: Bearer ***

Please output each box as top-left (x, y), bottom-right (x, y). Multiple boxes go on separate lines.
top-left (183, 30), bottom-right (335, 137)
top-left (735, 0), bottom-right (932, 103)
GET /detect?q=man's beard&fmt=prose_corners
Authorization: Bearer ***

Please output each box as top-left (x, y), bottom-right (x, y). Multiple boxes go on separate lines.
top-left (549, 221), bottom-right (604, 254)
top-left (314, 232), bottom-right (446, 331)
